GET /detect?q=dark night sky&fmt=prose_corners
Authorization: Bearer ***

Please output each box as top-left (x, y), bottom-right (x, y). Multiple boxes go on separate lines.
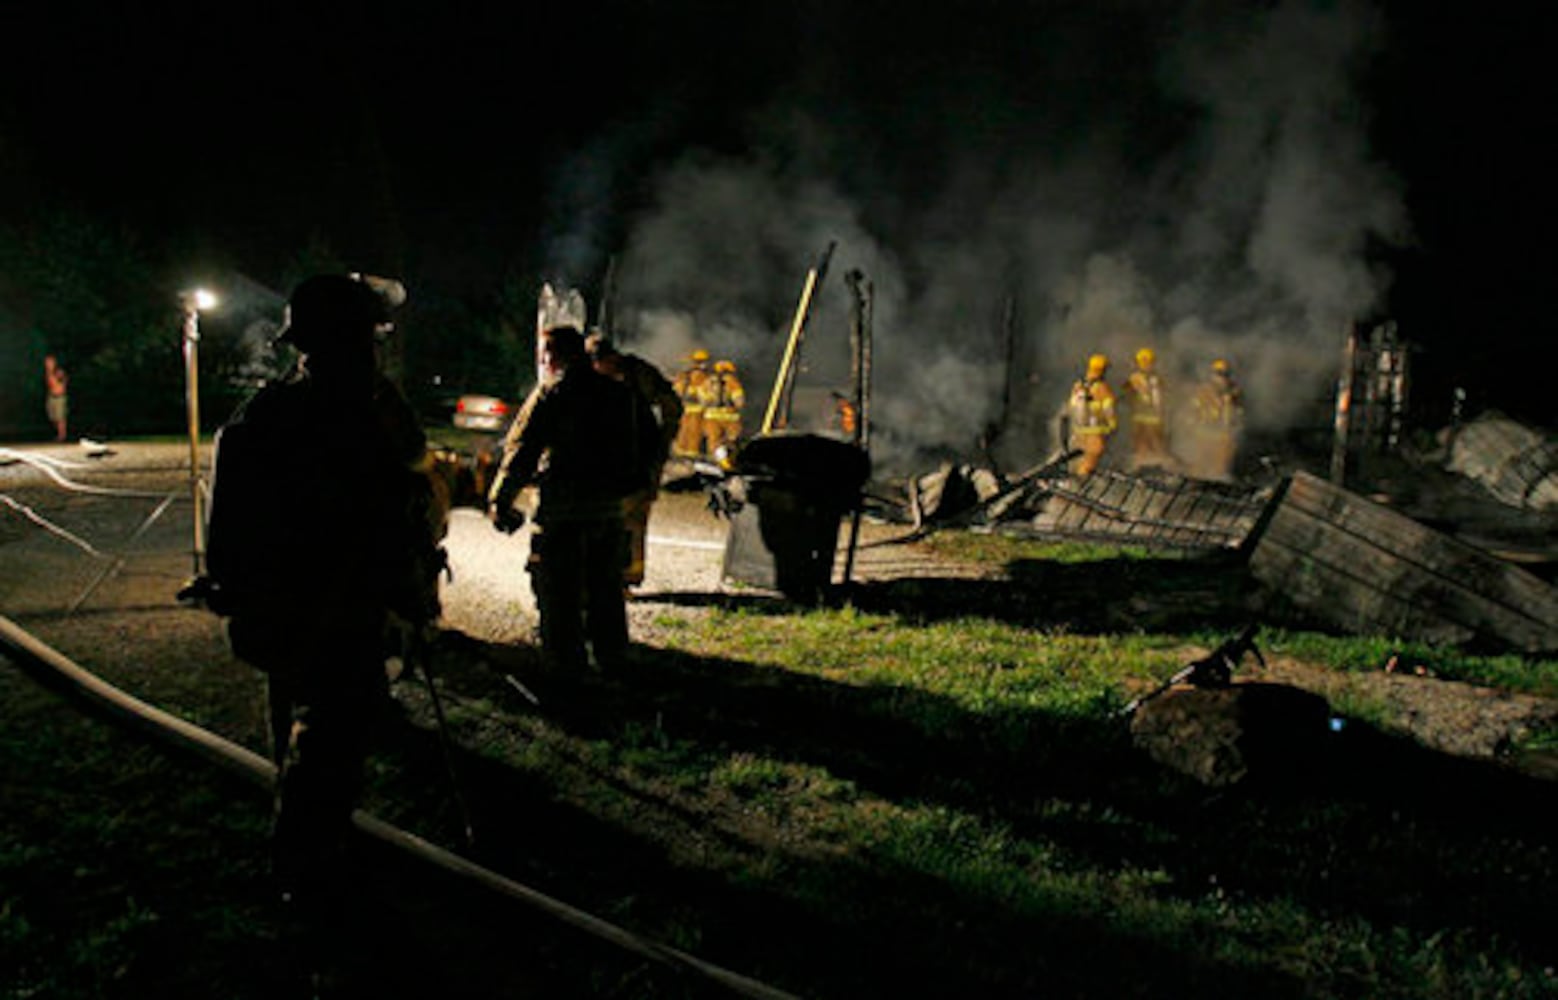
top-left (4, 0), bottom-right (808, 287)
top-left (4, 1), bottom-right (1555, 441)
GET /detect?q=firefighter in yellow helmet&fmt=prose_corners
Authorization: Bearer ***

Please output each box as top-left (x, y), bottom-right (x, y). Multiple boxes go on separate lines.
top-left (1119, 346), bottom-right (1170, 470)
top-left (1068, 353), bottom-right (1118, 477)
top-left (699, 359), bottom-right (745, 467)
top-left (1188, 357), bottom-right (1245, 481)
top-left (671, 348), bottom-right (711, 457)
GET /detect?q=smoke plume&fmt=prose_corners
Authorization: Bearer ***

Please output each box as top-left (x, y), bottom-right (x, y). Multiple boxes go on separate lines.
top-left (571, 0), bottom-right (1411, 473)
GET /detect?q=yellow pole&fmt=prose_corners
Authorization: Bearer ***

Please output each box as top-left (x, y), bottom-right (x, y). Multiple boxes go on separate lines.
top-left (762, 241), bottom-right (835, 435)
top-left (762, 268), bottom-right (820, 435)
top-left (181, 305), bottom-right (204, 575)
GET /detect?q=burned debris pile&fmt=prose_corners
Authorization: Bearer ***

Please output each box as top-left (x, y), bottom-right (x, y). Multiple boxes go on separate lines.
top-left (877, 459), bottom-right (1274, 554)
top-left (1442, 410), bottom-right (1558, 514)
top-left (642, 244), bottom-right (1558, 664)
top-left (862, 420), bottom-right (1558, 659)
top-left (1247, 471), bottom-right (1558, 655)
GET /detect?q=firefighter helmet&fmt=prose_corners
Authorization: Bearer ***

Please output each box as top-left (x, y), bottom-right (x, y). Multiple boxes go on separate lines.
top-left (275, 274), bottom-right (390, 355)
top-left (714, 360), bottom-right (736, 373)
top-left (690, 348), bottom-right (711, 364)
top-left (1086, 353), bottom-right (1109, 378)
top-left (1135, 347), bottom-right (1156, 370)
top-left (1211, 357), bottom-right (1230, 374)
top-left (541, 325), bottom-right (586, 363)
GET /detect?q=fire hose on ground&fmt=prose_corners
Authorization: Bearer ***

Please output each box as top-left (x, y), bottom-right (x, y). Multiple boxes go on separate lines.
top-left (0, 612), bottom-right (800, 1000)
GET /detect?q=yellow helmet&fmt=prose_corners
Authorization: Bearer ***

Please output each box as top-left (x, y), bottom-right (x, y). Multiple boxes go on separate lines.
top-left (1135, 347), bottom-right (1155, 370)
top-left (689, 348), bottom-right (710, 364)
top-left (1085, 353), bottom-right (1109, 378)
top-left (1211, 357), bottom-right (1230, 374)
top-left (714, 359), bottom-right (736, 373)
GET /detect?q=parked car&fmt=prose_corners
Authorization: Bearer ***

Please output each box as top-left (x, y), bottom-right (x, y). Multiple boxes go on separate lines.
top-left (453, 393), bottom-right (512, 432)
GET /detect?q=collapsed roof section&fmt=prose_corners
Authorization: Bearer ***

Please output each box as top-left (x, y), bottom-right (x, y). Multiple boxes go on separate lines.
top-left (1246, 471), bottom-right (1558, 655)
top-left (904, 462), bottom-right (1272, 553)
top-left (1443, 411), bottom-right (1558, 514)
top-left (888, 457), bottom-right (1557, 655)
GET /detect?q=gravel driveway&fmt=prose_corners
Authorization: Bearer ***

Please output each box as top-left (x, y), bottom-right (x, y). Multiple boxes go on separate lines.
top-left (1, 439), bottom-right (951, 648)
top-left (2, 441), bottom-right (732, 641)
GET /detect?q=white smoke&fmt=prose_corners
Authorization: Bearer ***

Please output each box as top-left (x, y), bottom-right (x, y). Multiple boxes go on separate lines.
top-left (586, 0), bottom-right (1410, 473)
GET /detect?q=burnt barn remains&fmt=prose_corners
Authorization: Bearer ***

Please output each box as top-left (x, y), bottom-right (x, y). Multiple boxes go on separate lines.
top-left (691, 250), bottom-right (1556, 661)
top-left (377, 241), bottom-right (1555, 658)
top-left (691, 275), bottom-right (1558, 788)
top-left (331, 238), bottom-right (1558, 677)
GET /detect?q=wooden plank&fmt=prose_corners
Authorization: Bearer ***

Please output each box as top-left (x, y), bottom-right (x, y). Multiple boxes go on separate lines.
top-left (1070, 473), bottom-right (1119, 532)
top-left (1248, 473), bottom-right (1558, 653)
top-left (1255, 514), bottom-right (1532, 647)
top-left (1068, 474), bottom-right (1109, 533)
top-left (1137, 479), bottom-right (1175, 526)
top-left (1447, 414), bottom-right (1558, 511)
top-left (1159, 481), bottom-right (1199, 530)
top-left (1031, 472), bottom-right (1266, 549)
top-left (1181, 490), bottom-right (1215, 547)
top-left (1280, 472), bottom-right (1558, 616)
top-left (1052, 486), bottom-right (1091, 532)
top-left (1210, 493), bottom-right (1250, 539)
top-left (1172, 486), bottom-right (1213, 547)
top-left (1113, 476), bottom-right (1151, 539)
top-left (1127, 479), bottom-right (1171, 542)
top-left (1257, 485), bottom-right (1555, 638)
top-left (1093, 472), bottom-right (1134, 518)
top-left (1160, 480), bottom-right (1203, 548)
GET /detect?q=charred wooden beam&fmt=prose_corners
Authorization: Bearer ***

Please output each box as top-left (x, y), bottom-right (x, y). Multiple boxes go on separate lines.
top-left (1247, 471), bottom-right (1558, 654)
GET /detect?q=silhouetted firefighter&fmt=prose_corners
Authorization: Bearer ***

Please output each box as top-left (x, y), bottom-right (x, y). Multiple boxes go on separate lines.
top-left (192, 273), bottom-right (446, 985)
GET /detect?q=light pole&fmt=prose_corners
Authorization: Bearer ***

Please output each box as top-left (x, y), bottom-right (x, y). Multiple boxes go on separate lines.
top-left (180, 288), bottom-right (217, 576)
